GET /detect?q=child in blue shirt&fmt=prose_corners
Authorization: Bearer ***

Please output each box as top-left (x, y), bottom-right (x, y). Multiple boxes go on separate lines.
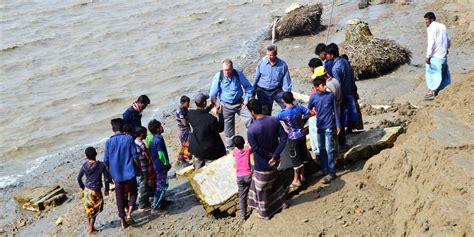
top-left (275, 92), bottom-right (311, 191)
top-left (308, 78), bottom-right (341, 184)
top-left (147, 119), bottom-right (171, 213)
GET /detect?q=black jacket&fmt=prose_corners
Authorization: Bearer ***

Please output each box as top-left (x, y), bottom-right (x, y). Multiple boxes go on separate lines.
top-left (188, 109), bottom-right (226, 160)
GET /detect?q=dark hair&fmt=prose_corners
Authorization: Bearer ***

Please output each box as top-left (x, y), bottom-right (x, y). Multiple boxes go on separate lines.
top-left (233, 135), bottom-right (245, 149)
top-left (122, 124), bottom-right (131, 134)
top-left (137, 95), bottom-right (150, 105)
top-left (424, 12), bottom-right (436, 21)
top-left (247, 99), bottom-right (263, 115)
top-left (340, 54), bottom-right (349, 61)
top-left (195, 100), bottom-right (206, 108)
top-left (111, 118), bottom-right (124, 132)
top-left (180, 95), bottom-right (190, 104)
top-left (266, 45), bottom-right (277, 54)
top-left (282, 92), bottom-right (295, 104)
top-left (314, 43), bottom-right (326, 55)
top-left (313, 77), bottom-right (326, 87)
top-left (148, 119), bottom-right (161, 135)
top-left (324, 43), bottom-right (339, 57)
top-left (134, 126), bottom-right (147, 138)
top-left (308, 58), bottom-right (323, 68)
top-left (85, 147), bottom-right (97, 160)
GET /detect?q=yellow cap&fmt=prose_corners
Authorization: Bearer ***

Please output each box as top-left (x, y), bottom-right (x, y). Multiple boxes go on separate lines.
top-left (313, 66), bottom-right (327, 78)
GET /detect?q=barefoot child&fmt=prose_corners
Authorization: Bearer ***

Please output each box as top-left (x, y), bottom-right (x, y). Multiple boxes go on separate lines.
top-left (135, 126), bottom-right (150, 211)
top-left (77, 147), bottom-right (109, 234)
top-left (176, 95), bottom-right (192, 165)
top-left (147, 119), bottom-right (171, 211)
top-left (232, 135), bottom-right (253, 220)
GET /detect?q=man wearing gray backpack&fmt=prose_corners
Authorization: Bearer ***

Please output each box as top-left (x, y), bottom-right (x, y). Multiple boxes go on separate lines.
top-left (209, 59), bottom-right (253, 150)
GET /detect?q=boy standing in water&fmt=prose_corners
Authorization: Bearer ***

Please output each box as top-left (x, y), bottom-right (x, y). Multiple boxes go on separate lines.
top-left (147, 119), bottom-right (171, 212)
top-left (135, 126), bottom-right (150, 211)
top-left (176, 95), bottom-right (192, 166)
top-left (232, 135), bottom-right (253, 220)
top-left (77, 147), bottom-right (109, 234)
top-left (104, 118), bottom-right (139, 229)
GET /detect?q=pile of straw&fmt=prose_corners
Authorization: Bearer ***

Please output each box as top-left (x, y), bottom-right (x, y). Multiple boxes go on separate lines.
top-left (340, 19), bottom-right (411, 79)
top-left (267, 4), bottom-right (323, 41)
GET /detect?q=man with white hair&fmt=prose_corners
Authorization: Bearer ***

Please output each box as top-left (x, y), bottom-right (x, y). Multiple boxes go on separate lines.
top-left (209, 59), bottom-right (253, 149)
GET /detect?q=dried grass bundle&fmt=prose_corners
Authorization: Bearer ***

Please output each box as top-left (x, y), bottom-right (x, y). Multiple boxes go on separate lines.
top-left (267, 4), bottom-right (323, 40)
top-left (340, 19), bottom-right (411, 79)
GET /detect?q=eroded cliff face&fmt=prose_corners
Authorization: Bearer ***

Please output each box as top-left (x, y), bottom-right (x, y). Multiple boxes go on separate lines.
top-left (364, 70), bottom-right (474, 236)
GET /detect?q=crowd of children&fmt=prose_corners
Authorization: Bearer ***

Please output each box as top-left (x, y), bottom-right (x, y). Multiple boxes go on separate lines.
top-left (76, 41), bottom-right (363, 233)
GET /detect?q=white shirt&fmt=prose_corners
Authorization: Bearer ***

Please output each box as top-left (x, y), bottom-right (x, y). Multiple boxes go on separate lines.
top-left (426, 21), bottom-right (451, 58)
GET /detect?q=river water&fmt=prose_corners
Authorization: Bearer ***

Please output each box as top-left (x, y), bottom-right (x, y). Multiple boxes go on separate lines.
top-left (0, 0), bottom-right (324, 188)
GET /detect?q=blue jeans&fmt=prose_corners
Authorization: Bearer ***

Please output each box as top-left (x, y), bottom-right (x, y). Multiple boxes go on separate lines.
top-left (317, 128), bottom-right (336, 177)
top-left (255, 87), bottom-right (285, 115)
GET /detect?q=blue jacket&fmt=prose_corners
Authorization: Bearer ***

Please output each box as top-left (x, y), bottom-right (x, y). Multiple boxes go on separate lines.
top-left (123, 107), bottom-right (142, 129)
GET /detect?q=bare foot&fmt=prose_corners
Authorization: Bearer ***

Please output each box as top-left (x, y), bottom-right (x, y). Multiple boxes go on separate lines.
top-left (120, 218), bottom-right (128, 230)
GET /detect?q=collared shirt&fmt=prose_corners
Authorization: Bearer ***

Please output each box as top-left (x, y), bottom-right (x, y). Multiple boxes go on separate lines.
top-left (103, 133), bottom-right (138, 182)
top-left (308, 91), bottom-right (340, 130)
top-left (427, 21), bottom-right (451, 58)
top-left (209, 69), bottom-right (253, 104)
top-left (332, 57), bottom-right (354, 97)
top-left (275, 105), bottom-right (310, 140)
top-left (253, 58), bottom-right (292, 92)
top-left (247, 116), bottom-right (287, 172)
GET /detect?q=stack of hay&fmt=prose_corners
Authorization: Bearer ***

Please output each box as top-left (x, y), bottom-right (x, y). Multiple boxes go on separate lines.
top-left (267, 3), bottom-right (323, 41)
top-left (340, 19), bottom-right (411, 79)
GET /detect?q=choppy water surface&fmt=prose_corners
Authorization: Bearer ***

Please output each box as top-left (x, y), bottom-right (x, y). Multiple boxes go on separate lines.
top-left (0, 0), bottom-right (320, 187)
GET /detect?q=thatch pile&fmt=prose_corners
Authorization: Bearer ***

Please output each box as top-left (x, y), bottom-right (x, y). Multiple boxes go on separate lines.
top-left (340, 19), bottom-right (411, 79)
top-left (267, 4), bottom-right (323, 41)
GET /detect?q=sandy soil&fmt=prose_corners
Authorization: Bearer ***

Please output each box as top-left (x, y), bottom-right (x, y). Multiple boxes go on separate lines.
top-left (1, 0), bottom-right (473, 236)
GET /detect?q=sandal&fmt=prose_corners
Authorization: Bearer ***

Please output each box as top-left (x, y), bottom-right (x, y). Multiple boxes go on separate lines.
top-left (289, 183), bottom-right (301, 193)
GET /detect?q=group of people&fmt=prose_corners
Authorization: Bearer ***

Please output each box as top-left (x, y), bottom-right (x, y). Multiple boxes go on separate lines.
top-left (75, 11), bottom-right (451, 233)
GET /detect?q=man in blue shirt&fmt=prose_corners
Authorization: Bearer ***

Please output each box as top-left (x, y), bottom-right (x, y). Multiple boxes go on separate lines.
top-left (253, 45), bottom-right (292, 115)
top-left (209, 59), bottom-right (253, 149)
top-left (104, 118), bottom-right (139, 229)
top-left (308, 78), bottom-right (341, 184)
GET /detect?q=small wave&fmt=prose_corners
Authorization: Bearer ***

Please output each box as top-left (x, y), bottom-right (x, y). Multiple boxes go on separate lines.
top-left (0, 138), bottom-right (107, 189)
top-left (0, 174), bottom-right (24, 189)
top-left (0, 44), bottom-right (19, 52)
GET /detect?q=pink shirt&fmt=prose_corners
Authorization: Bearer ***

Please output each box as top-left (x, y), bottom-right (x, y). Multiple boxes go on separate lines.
top-left (233, 147), bottom-right (253, 177)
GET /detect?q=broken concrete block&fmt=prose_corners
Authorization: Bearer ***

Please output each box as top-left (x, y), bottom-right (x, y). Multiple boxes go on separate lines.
top-left (188, 154), bottom-right (239, 214)
top-left (15, 185), bottom-right (67, 211)
top-left (176, 166), bottom-right (195, 178)
top-left (343, 126), bottom-right (403, 162)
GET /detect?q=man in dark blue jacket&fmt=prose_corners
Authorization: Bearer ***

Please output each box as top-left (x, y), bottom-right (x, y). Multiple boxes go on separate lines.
top-left (123, 95), bottom-right (150, 132)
